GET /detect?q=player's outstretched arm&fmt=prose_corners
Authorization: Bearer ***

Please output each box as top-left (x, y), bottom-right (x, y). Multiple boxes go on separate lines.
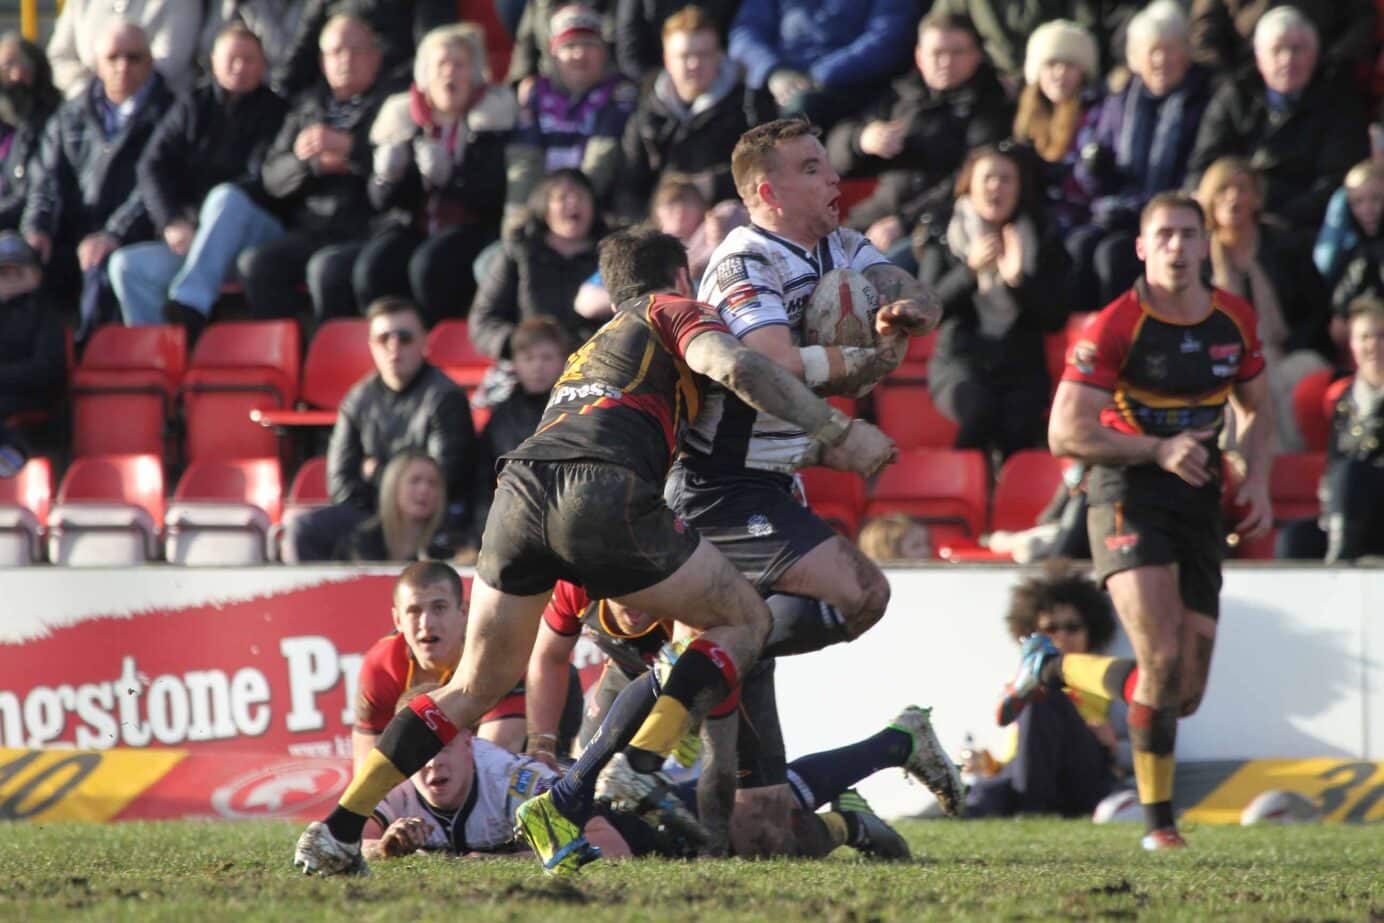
top-left (684, 329), bottom-right (896, 477)
top-left (524, 623), bottom-right (578, 770)
top-left (741, 323), bottom-right (903, 397)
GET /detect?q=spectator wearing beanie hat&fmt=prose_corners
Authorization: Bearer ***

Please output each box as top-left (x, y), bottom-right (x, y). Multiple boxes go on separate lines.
top-left (1014, 19), bottom-right (1102, 233)
top-left (504, 3), bottom-right (635, 222)
top-left (507, 0), bottom-right (614, 92)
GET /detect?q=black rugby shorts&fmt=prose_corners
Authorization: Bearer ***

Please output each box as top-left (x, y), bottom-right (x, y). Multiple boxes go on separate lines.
top-left (1087, 500), bottom-right (1224, 619)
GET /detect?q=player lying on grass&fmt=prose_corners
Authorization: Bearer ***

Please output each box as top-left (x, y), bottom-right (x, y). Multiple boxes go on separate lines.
top-left (294, 227), bottom-right (915, 877)
top-left (526, 580), bottom-right (960, 857)
top-left (362, 685), bottom-right (920, 862)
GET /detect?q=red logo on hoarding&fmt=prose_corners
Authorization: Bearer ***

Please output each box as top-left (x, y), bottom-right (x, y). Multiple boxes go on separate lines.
top-left (210, 761), bottom-right (350, 819)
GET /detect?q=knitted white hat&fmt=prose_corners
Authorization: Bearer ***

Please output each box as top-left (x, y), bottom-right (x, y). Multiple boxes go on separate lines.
top-left (1024, 19), bottom-right (1099, 86)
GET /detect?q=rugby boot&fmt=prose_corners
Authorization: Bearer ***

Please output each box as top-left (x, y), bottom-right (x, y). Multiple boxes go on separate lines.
top-left (996, 633), bottom-right (1061, 726)
top-left (292, 822), bottom-right (369, 877)
top-left (888, 706), bottom-right (966, 817)
top-left (514, 791), bottom-right (602, 876)
top-left (833, 789), bottom-right (911, 860)
top-left (595, 752), bottom-right (709, 848)
top-left (1141, 827), bottom-right (1188, 851)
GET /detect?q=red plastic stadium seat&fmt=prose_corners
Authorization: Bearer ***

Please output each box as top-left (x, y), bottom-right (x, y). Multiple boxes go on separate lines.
top-left (874, 384), bottom-right (959, 449)
top-left (48, 454), bottom-right (165, 564)
top-left (798, 467), bottom-right (866, 539)
top-left (887, 330), bottom-right (935, 383)
top-left (182, 321), bottom-right (301, 460)
top-left (271, 456), bottom-right (329, 561)
top-left (427, 320), bottom-right (492, 389)
top-left (1044, 332), bottom-right (1068, 393)
top-left (0, 457), bottom-right (53, 564)
top-left (302, 319), bottom-right (372, 410)
top-left (71, 324), bottom-right (186, 458)
top-left (166, 458), bottom-right (283, 564)
top-left (865, 448), bottom-right (988, 539)
top-left (991, 449), bottom-right (1066, 533)
top-left (837, 177), bottom-right (878, 223)
top-left (254, 319), bottom-right (372, 431)
top-left (1292, 368), bottom-right (1336, 453)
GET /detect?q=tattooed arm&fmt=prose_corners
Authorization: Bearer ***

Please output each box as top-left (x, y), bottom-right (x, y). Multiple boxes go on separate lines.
top-left (682, 328), bottom-right (896, 476)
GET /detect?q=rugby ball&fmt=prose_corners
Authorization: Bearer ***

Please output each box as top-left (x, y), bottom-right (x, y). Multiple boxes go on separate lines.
top-left (1240, 789), bottom-right (1323, 826)
top-left (802, 269), bottom-right (879, 348)
top-left (1092, 788), bottom-right (1142, 824)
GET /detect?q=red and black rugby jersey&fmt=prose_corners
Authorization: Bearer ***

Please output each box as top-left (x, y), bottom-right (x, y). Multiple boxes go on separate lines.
top-left (505, 294), bottom-right (729, 483)
top-left (543, 580), bottom-right (671, 680)
top-left (1063, 286), bottom-right (1265, 507)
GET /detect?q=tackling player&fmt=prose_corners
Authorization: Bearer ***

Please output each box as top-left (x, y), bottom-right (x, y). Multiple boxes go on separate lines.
top-left (999, 192), bottom-right (1272, 850)
top-left (293, 227), bottom-right (899, 877)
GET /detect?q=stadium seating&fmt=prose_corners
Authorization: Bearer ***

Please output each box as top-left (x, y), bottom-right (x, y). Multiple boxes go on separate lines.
top-left (181, 321), bottom-right (301, 460)
top-left (874, 383), bottom-right (959, 449)
top-left (165, 458), bottom-right (283, 565)
top-left (427, 320), bottom-right (492, 389)
top-left (865, 448), bottom-right (988, 545)
top-left (991, 449), bottom-right (1065, 533)
top-left (1291, 367), bottom-right (1337, 453)
top-left (887, 330), bottom-right (934, 383)
top-left (71, 325), bottom-right (186, 458)
top-left (798, 466), bottom-right (866, 539)
top-left (47, 454), bottom-right (164, 565)
top-left (0, 457), bottom-right (52, 564)
top-left (1228, 451), bottom-right (1327, 560)
top-left (251, 319), bottom-right (371, 431)
top-left (271, 456), bottom-right (330, 562)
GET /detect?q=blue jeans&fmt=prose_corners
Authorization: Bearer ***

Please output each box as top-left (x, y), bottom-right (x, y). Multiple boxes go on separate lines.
top-left (109, 183), bottom-right (285, 325)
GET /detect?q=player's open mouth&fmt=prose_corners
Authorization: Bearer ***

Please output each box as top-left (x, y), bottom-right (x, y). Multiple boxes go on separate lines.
top-left (418, 635), bottom-right (440, 646)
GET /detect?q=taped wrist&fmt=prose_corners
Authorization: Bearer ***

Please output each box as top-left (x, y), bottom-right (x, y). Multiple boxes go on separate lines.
top-left (811, 407), bottom-right (853, 447)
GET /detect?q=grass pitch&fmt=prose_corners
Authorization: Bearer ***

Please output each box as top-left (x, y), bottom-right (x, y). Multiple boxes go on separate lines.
top-left (0, 818), bottom-right (1379, 922)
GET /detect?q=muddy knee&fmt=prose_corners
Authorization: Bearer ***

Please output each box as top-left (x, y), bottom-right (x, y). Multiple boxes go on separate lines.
top-left (841, 567), bottom-right (890, 639)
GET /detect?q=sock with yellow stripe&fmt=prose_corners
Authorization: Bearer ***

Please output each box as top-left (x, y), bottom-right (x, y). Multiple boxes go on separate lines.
top-left (1045, 653), bottom-right (1138, 704)
top-left (1128, 700), bottom-right (1178, 832)
top-left (325, 694), bottom-right (459, 843)
top-left (627, 639), bottom-right (738, 772)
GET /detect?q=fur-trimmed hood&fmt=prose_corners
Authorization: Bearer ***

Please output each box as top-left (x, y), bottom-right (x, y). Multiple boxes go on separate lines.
top-left (370, 84), bottom-right (518, 146)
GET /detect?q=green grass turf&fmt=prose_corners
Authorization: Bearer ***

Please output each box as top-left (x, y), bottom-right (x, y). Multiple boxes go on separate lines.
top-left (0, 818), bottom-right (1379, 922)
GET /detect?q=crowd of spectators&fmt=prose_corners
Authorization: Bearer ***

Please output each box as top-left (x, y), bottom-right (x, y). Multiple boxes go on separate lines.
top-left (3, 0), bottom-right (1384, 564)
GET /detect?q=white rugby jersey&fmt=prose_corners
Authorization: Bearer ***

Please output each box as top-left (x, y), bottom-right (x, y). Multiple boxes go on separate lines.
top-left (372, 739), bottom-right (556, 853)
top-left (690, 223), bottom-right (889, 474)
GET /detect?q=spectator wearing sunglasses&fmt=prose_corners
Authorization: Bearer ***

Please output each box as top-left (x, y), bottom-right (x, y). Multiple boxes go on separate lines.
top-left (964, 560), bottom-right (1125, 818)
top-left (285, 297), bottom-right (479, 563)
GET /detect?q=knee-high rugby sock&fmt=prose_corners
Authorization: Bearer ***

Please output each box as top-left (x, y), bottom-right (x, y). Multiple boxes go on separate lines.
top-left (548, 671), bottom-right (657, 823)
top-left (783, 727), bottom-right (913, 810)
top-left (326, 694), bottom-right (459, 843)
top-left (627, 639), bottom-right (738, 771)
top-left (1128, 700), bottom-right (1178, 832)
top-left (1047, 653), bottom-right (1138, 704)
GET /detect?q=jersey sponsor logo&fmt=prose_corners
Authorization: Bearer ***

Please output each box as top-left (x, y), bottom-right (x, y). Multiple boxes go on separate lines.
top-left (1105, 532), bottom-right (1139, 553)
top-left (1180, 333), bottom-right (1203, 354)
top-left (1209, 343), bottom-right (1241, 360)
top-left (1211, 363), bottom-right (1236, 378)
top-left (509, 767), bottom-right (537, 799)
top-left (722, 282), bottom-right (759, 312)
top-left (717, 256), bottom-right (750, 288)
top-left (747, 514), bottom-right (774, 537)
top-left (1072, 340), bottom-right (1097, 375)
top-left (1144, 353), bottom-right (1169, 380)
top-left (551, 381), bottom-right (623, 404)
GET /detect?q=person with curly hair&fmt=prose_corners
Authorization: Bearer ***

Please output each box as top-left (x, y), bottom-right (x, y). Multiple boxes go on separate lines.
top-left (966, 560), bottom-right (1125, 818)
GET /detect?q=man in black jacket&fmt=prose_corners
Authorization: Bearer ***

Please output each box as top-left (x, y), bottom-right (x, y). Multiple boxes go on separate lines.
top-left (1187, 7), bottom-right (1368, 230)
top-left (108, 24), bottom-right (287, 335)
top-left (616, 4), bottom-right (774, 221)
top-left (826, 12), bottom-right (1012, 262)
top-left (20, 21), bottom-right (172, 326)
top-left (240, 13), bottom-right (390, 322)
top-left (287, 296), bottom-right (479, 562)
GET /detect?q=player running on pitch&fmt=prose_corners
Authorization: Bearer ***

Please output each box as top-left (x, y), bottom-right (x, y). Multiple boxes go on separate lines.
top-left (998, 192), bottom-right (1272, 850)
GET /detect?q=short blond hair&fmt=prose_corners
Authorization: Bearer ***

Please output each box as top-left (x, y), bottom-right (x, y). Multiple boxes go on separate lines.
top-left (1345, 158), bottom-right (1384, 190)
